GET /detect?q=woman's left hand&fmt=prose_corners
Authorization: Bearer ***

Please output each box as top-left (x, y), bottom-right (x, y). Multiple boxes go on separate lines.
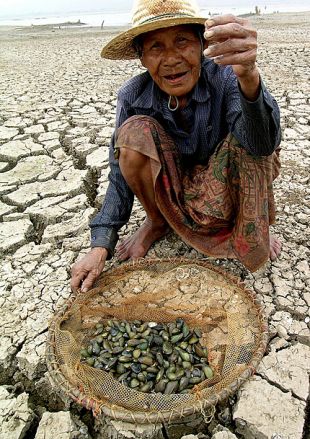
top-left (203, 15), bottom-right (258, 79)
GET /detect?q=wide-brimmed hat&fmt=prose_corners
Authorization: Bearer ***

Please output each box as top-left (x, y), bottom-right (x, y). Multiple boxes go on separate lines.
top-left (101, 0), bottom-right (206, 60)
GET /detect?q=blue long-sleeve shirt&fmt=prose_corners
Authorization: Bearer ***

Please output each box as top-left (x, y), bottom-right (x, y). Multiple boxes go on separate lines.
top-left (90, 59), bottom-right (281, 256)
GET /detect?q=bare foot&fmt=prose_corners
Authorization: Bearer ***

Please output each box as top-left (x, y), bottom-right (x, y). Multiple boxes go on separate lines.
top-left (116, 217), bottom-right (170, 261)
top-left (270, 234), bottom-right (281, 261)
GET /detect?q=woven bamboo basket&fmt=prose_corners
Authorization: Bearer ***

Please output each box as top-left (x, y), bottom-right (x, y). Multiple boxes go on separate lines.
top-left (46, 258), bottom-right (268, 424)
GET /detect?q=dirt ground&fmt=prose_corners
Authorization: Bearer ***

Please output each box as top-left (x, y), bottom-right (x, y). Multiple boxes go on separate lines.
top-left (0, 11), bottom-right (309, 439)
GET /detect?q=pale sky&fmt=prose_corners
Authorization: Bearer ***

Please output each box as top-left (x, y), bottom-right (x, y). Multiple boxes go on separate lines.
top-left (0, 0), bottom-right (217, 18)
top-left (1, 0), bottom-right (308, 19)
top-left (0, 0), bottom-right (133, 17)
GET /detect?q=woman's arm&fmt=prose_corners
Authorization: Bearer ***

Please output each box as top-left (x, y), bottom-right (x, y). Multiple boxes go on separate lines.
top-left (224, 69), bottom-right (281, 155)
top-left (203, 14), bottom-right (281, 155)
top-left (71, 96), bottom-right (134, 292)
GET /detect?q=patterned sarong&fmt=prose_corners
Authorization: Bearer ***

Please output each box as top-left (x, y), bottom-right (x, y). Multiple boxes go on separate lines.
top-left (115, 115), bottom-right (281, 271)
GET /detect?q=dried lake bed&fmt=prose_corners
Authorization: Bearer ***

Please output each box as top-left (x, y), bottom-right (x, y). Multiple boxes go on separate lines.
top-left (0, 12), bottom-right (309, 439)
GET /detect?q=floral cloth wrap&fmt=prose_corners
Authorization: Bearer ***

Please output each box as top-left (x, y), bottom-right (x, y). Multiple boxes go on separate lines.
top-left (115, 115), bottom-right (280, 271)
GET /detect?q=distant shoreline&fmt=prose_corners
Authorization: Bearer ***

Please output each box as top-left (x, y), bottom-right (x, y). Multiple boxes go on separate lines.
top-left (0, 7), bottom-right (310, 31)
top-left (0, 10), bottom-right (309, 37)
top-left (1, 4), bottom-right (310, 28)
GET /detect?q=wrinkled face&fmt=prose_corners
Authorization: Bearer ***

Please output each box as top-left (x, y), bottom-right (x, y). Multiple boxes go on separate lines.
top-left (140, 25), bottom-right (202, 98)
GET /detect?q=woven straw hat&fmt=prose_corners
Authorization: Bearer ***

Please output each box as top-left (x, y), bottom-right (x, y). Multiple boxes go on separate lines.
top-left (101, 0), bottom-right (206, 60)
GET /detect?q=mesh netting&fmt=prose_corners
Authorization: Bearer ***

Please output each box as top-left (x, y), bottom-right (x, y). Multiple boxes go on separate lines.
top-left (46, 258), bottom-right (268, 423)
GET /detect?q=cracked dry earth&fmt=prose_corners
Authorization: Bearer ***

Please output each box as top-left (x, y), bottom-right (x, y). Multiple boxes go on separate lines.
top-left (0, 12), bottom-right (309, 439)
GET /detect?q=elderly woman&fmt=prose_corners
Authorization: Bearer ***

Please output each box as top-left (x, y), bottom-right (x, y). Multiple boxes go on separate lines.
top-left (71, 0), bottom-right (281, 292)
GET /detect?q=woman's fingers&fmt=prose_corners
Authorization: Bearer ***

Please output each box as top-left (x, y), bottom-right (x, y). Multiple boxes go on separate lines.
top-left (204, 37), bottom-right (257, 58)
top-left (70, 268), bottom-right (101, 293)
top-left (203, 14), bottom-right (257, 74)
top-left (204, 22), bottom-right (254, 42)
top-left (70, 268), bottom-right (87, 292)
top-left (204, 41), bottom-right (257, 67)
top-left (204, 22), bottom-right (257, 54)
top-left (209, 50), bottom-right (257, 68)
top-left (205, 14), bottom-right (248, 29)
top-left (80, 270), bottom-right (100, 293)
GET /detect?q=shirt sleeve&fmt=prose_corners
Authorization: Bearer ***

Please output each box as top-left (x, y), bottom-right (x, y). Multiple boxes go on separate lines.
top-left (89, 98), bottom-right (134, 258)
top-left (224, 70), bottom-right (281, 156)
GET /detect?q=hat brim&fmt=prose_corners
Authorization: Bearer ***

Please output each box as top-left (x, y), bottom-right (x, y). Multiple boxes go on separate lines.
top-left (101, 16), bottom-right (206, 60)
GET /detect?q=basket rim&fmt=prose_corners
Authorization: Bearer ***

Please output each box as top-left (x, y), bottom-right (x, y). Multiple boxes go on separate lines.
top-left (46, 257), bottom-right (269, 424)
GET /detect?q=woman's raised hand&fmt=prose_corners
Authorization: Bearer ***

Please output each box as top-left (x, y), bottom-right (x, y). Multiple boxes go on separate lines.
top-left (203, 15), bottom-right (258, 79)
top-left (203, 15), bottom-right (260, 100)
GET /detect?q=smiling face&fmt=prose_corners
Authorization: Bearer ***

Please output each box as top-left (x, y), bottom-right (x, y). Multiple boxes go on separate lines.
top-left (140, 25), bottom-right (202, 101)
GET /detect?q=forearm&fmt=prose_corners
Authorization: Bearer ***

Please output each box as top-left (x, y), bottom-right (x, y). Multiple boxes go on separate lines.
top-left (90, 183), bottom-right (134, 257)
top-left (233, 112), bottom-right (281, 156)
top-left (225, 71), bottom-right (281, 155)
top-left (237, 66), bottom-right (261, 102)
top-left (239, 80), bottom-right (281, 155)
top-left (90, 225), bottom-right (119, 258)
top-left (90, 137), bottom-right (134, 257)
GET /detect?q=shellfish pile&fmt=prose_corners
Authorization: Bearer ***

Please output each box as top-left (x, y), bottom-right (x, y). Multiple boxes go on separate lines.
top-left (80, 318), bottom-right (213, 394)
